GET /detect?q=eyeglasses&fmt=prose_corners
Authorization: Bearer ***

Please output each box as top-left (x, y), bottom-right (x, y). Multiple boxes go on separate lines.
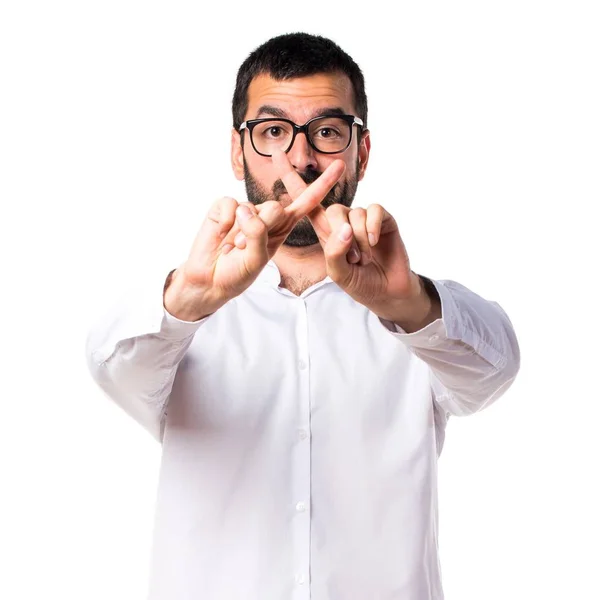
top-left (238, 114), bottom-right (364, 157)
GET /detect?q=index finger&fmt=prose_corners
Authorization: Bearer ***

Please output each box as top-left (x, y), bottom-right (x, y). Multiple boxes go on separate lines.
top-left (272, 147), bottom-right (346, 221)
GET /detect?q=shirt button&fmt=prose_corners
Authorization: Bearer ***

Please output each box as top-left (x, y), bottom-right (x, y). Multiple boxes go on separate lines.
top-left (298, 429), bottom-right (308, 440)
top-left (298, 359), bottom-right (307, 370)
top-left (295, 573), bottom-right (305, 585)
top-left (428, 334), bottom-right (439, 344)
top-left (296, 501), bottom-right (307, 512)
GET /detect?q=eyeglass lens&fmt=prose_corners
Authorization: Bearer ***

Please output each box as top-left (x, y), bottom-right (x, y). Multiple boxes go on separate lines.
top-left (251, 117), bottom-right (351, 154)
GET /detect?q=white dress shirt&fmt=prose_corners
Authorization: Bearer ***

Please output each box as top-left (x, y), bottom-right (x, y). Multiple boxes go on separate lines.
top-left (85, 260), bottom-right (520, 600)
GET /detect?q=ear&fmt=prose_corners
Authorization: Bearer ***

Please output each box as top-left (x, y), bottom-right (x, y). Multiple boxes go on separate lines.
top-left (231, 128), bottom-right (245, 181)
top-left (357, 129), bottom-right (371, 182)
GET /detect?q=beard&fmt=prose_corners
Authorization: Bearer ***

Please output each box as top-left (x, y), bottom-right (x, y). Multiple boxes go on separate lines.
top-left (242, 155), bottom-right (360, 247)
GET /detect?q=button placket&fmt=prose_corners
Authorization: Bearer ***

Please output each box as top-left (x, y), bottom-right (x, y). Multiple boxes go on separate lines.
top-left (291, 298), bottom-right (311, 598)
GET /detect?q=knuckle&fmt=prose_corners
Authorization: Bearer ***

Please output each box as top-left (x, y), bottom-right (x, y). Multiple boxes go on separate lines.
top-left (349, 208), bottom-right (366, 225)
top-left (326, 204), bottom-right (345, 217)
top-left (217, 195), bottom-right (238, 215)
top-left (272, 205), bottom-right (285, 221)
top-left (248, 217), bottom-right (267, 235)
top-left (220, 213), bottom-right (237, 231)
top-left (209, 197), bottom-right (237, 232)
top-left (217, 196), bottom-right (238, 209)
top-left (241, 201), bottom-right (258, 214)
top-left (265, 200), bottom-right (283, 214)
top-left (259, 203), bottom-right (283, 226)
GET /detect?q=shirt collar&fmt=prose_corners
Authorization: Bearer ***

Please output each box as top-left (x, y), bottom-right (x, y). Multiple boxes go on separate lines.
top-left (257, 260), bottom-right (334, 291)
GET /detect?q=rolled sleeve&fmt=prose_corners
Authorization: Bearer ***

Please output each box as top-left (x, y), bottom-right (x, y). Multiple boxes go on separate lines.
top-left (381, 278), bottom-right (520, 416)
top-left (85, 270), bottom-right (214, 441)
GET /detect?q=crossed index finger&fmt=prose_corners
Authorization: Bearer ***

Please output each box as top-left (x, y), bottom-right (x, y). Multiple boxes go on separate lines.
top-left (272, 147), bottom-right (345, 224)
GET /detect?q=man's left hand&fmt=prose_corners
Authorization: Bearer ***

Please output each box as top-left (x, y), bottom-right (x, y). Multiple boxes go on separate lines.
top-left (271, 148), bottom-right (431, 327)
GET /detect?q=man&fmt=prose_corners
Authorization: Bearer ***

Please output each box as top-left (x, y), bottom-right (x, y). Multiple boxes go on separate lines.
top-left (86, 32), bottom-right (520, 600)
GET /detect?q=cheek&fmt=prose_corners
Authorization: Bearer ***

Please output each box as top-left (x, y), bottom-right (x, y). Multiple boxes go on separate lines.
top-left (246, 158), bottom-right (279, 189)
top-left (244, 150), bottom-right (265, 174)
top-left (327, 150), bottom-right (357, 176)
top-left (341, 156), bottom-right (359, 181)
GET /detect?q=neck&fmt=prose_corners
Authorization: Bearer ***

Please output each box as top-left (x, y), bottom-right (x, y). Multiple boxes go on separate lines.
top-left (272, 243), bottom-right (327, 282)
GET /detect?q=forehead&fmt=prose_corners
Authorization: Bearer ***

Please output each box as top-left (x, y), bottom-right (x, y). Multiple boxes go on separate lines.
top-left (245, 72), bottom-right (356, 120)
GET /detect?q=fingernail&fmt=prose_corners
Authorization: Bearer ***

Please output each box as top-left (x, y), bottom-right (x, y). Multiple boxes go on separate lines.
top-left (368, 233), bottom-right (377, 246)
top-left (237, 205), bottom-right (252, 221)
top-left (235, 231), bottom-right (246, 245)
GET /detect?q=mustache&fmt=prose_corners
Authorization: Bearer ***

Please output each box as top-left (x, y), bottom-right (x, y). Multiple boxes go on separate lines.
top-left (273, 170), bottom-right (336, 197)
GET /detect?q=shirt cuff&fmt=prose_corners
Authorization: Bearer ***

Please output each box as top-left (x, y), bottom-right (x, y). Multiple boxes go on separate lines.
top-left (160, 305), bottom-right (214, 337)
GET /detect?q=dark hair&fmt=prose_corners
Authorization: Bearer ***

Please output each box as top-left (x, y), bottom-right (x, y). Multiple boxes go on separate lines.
top-left (232, 32), bottom-right (368, 131)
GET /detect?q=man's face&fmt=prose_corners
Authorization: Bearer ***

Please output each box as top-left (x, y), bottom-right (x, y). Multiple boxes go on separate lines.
top-left (231, 72), bottom-right (370, 247)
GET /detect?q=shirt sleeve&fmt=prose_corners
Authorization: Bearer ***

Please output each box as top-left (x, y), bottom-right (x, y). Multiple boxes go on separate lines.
top-left (380, 277), bottom-right (521, 417)
top-left (84, 270), bottom-right (213, 442)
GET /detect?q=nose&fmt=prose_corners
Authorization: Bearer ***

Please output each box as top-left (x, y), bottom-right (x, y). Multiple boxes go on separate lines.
top-left (286, 132), bottom-right (318, 172)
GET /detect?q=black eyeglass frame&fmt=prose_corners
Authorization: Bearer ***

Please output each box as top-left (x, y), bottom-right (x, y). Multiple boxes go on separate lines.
top-left (238, 114), bottom-right (364, 157)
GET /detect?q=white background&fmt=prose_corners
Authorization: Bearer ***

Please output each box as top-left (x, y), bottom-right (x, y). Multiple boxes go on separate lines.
top-left (1, 1), bottom-right (598, 598)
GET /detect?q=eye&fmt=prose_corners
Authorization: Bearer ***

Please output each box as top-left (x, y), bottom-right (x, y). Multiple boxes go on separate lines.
top-left (256, 122), bottom-right (292, 140)
top-left (315, 127), bottom-right (342, 139)
top-left (262, 126), bottom-right (282, 139)
top-left (270, 127), bottom-right (284, 137)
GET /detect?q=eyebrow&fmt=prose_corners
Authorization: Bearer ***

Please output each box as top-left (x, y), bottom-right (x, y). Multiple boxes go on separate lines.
top-left (254, 105), bottom-right (347, 120)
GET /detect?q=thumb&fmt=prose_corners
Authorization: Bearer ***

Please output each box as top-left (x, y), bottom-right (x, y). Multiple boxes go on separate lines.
top-left (324, 222), bottom-right (355, 283)
top-left (236, 204), bottom-right (269, 274)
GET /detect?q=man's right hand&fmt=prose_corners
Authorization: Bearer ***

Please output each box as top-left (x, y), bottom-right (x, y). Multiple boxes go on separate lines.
top-left (163, 158), bottom-right (346, 322)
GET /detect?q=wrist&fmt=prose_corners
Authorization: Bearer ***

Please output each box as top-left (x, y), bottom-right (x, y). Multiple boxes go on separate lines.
top-left (163, 268), bottom-right (222, 322)
top-left (375, 272), bottom-right (441, 333)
